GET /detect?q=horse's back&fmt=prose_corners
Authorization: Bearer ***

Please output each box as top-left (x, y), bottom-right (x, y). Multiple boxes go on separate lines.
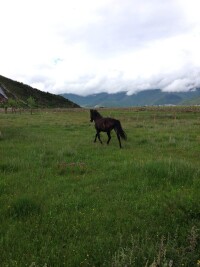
top-left (95, 117), bottom-right (116, 131)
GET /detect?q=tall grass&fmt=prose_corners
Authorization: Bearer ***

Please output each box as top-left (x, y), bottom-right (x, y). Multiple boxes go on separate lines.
top-left (0, 108), bottom-right (200, 266)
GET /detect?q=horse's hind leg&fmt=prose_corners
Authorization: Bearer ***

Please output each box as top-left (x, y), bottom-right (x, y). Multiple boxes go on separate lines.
top-left (107, 131), bottom-right (111, 145)
top-left (114, 129), bottom-right (122, 148)
top-left (116, 133), bottom-right (122, 148)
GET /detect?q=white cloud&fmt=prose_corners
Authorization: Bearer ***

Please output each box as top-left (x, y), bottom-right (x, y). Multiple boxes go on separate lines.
top-left (1, 0), bottom-right (200, 95)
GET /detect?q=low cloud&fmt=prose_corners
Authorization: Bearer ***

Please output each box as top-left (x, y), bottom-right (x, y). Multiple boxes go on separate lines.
top-left (1, 0), bottom-right (200, 96)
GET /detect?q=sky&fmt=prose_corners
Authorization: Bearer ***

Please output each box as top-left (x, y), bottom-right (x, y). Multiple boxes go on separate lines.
top-left (1, 0), bottom-right (200, 96)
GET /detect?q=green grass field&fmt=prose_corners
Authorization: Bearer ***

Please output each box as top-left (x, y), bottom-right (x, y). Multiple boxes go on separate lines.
top-left (0, 107), bottom-right (200, 267)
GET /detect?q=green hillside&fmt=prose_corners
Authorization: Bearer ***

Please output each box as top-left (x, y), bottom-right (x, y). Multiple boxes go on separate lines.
top-left (182, 96), bottom-right (200, 105)
top-left (0, 75), bottom-right (79, 108)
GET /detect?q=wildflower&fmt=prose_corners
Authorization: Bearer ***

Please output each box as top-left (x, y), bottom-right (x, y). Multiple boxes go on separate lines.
top-left (197, 259), bottom-right (200, 266)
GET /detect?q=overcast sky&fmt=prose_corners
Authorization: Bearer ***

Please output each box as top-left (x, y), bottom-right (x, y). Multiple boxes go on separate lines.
top-left (1, 0), bottom-right (200, 95)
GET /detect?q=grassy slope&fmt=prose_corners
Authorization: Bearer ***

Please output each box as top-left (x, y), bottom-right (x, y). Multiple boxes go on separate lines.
top-left (0, 75), bottom-right (79, 108)
top-left (0, 108), bottom-right (200, 266)
top-left (181, 96), bottom-right (200, 105)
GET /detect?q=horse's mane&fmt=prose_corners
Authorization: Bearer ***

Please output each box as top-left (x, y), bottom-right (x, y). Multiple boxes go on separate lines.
top-left (91, 109), bottom-right (102, 118)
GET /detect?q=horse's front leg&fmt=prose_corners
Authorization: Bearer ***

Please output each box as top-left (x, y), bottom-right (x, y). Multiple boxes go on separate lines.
top-left (107, 131), bottom-right (111, 145)
top-left (94, 130), bottom-right (102, 144)
top-left (94, 132), bottom-right (98, 143)
top-left (97, 130), bottom-right (103, 144)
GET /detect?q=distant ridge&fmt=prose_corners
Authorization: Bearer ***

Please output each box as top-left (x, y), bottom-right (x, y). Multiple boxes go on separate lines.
top-left (0, 75), bottom-right (80, 108)
top-left (61, 89), bottom-right (200, 107)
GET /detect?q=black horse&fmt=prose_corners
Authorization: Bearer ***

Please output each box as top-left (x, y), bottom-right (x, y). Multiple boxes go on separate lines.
top-left (90, 109), bottom-right (127, 148)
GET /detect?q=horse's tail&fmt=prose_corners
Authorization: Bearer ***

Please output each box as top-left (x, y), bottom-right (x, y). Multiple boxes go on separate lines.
top-left (115, 120), bottom-right (127, 140)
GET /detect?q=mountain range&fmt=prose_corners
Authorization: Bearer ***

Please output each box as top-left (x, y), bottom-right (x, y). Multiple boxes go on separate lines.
top-left (1, 73), bottom-right (200, 108)
top-left (62, 89), bottom-right (200, 107)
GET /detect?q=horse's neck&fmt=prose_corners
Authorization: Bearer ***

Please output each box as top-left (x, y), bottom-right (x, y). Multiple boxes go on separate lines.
top-left (94, 113), bottom-right (103, 121)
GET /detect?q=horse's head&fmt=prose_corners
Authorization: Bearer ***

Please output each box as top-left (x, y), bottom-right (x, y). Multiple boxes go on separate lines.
top-left (90, 109), bottom-right (94, 122)
top-left (90, 109), bottom-right (102, 122)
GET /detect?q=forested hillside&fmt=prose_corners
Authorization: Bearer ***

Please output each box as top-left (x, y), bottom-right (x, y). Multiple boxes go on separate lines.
top-left (0, 75), bottom-right (79, 108)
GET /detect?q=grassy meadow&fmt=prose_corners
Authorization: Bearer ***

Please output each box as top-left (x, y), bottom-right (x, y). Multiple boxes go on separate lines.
top-left (0, 107), bottom-right (200, 267)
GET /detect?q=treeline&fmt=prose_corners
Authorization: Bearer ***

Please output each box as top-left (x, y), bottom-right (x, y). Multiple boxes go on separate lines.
top-left (0, 96), bottom-right (36, 114)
